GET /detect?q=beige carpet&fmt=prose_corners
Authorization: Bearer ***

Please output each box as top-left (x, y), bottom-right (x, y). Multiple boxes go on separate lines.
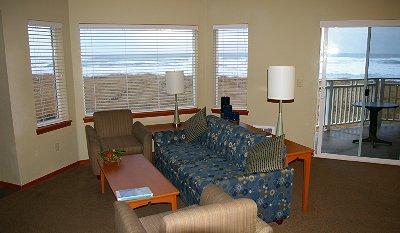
top-left (0, 158), bottom-right (399, 233)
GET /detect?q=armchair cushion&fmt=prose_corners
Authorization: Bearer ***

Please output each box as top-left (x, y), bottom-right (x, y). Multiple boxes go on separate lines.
top-left (94, 109), bottom-right (133, 138)
top-left (100, 135), bottom-right (143, 155)
top-left (184, 107), bottom-right (208, 142)
top-left (246, 134), bottom-right (285, 173)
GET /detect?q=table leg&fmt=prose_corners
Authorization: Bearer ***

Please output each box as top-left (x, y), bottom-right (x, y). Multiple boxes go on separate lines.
top-left (171, 196), bottom-right (177, 210)
top-left (100, 170), bottom-right (105, 193)
top-left (302, 155), bottom-right (311, 212)
top-left (352, 107), bottom-right (393, 147)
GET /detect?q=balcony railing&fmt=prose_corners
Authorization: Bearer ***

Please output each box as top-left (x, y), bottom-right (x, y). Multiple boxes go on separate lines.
top-left (322, 78), bottom-right (400, 128)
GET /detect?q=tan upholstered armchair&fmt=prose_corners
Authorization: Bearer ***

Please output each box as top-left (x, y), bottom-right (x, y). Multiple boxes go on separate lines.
top-left (85, 109), bottom-right (152, 176)
top-left (114, 184), bottom-right (273, 233)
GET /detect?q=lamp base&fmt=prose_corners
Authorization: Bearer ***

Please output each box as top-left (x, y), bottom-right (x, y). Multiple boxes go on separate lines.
top-left (276, 100), bottom-right (283, 136)
top-left (173, 94), bottom-right (181, 128)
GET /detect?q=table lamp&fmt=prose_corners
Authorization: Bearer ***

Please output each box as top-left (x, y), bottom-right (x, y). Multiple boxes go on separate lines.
top-left (166, 71), bottom-right (184, 128)
top-left (267, 66), bottom-right (295, 136)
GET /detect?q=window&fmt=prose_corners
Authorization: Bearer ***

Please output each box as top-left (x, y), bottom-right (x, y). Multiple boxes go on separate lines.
top-left (80, 25), bottom-right (198, 116)
top-left (28, 21), bottom-right (69, 128)
top-left (214, 24), bottom-right (248, 109)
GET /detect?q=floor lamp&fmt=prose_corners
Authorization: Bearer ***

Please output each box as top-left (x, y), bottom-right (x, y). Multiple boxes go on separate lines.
top-left (267, 66), bottom-right (295, 136)
top-left (166, 71), bottom-right (184, 128)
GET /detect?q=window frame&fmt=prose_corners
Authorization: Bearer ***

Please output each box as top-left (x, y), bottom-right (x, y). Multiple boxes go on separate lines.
top-left (213, 24), bottom-right (249, 110)
top-left (28, 20), bottom-right (70, 134)
top-left (79, 24), bottom-right (199, 117)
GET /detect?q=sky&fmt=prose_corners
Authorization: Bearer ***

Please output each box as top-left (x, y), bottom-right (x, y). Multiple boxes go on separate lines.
top-left (327, 26), bottom-right (400, 55)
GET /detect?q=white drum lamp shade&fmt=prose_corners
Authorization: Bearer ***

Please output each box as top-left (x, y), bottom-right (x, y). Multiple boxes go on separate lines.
top-left (267, 66), bottom-right (295, 100)
top-left (166, 71), bottom-right (184, 94)
top-left (267, 66), bottom-right (295, 136)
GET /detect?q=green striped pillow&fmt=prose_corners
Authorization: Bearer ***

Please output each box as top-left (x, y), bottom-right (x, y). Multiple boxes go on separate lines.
top-left (246, 134), bottom-right (285, 173)
top-left (184, 107), bottom-right (208, 142)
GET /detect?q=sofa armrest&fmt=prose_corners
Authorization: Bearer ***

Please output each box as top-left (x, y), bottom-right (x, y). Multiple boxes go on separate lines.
top-left (132, 121), bottom-right (153, 162)
top-left (160, 198), bottom-right (257, 233)
top-left (85, 125), bottom-right (102, 176)
top-left (154, 129), bottom-right (186, 148)
top-left (114, 201), bottom-right (147, 233)
top-left (214, 168), bottom-right (294, 223)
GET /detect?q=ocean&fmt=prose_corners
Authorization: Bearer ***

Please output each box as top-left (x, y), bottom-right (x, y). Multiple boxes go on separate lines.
top-left (36, 52), bottom-right (400, 80)
top-left (81, 53), bottom-right (197, 77)
top-left (80, 53), bottom-right (249, 77)
top-left (324, 53), bottom-right (400, 80)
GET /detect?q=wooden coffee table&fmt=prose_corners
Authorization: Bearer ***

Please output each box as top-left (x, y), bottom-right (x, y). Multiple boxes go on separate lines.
top-left (98, 154), bottom-right (179, 210)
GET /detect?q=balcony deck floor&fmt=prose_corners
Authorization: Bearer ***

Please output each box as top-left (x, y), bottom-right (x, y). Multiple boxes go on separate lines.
top-left (321, 123), bottom-right (400, 160)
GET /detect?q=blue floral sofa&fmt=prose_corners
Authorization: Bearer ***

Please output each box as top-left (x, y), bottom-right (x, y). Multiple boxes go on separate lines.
top-left (154, 115), bottom-right (294, 223)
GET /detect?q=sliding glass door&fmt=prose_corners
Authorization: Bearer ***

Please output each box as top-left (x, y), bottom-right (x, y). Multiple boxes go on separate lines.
top-left (316, 21), bottom-right (400, 163)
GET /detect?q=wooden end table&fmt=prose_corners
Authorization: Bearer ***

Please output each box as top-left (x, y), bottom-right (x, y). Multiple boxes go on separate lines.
top-left (98, 154), bottom-right (179, 210)
top-left (146, 122), bottom-right (314, 213)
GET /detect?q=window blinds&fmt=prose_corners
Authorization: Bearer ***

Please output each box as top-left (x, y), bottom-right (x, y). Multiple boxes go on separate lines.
top-left (79, 24), bottom-right (198, 116)
top-left (214, 24), bottom-right (248, 109)
top-left (28, 21), bottom-right (69, 127)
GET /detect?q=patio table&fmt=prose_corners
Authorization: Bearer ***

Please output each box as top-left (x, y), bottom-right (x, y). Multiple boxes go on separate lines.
top-left (352, 101), bottom-right (399, 148)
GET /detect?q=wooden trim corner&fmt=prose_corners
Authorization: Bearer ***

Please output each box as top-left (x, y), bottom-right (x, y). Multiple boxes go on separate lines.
top-left (211, 108), bottom-right (249, 115)
top-left (0, 159), bottom-right (91, 191)
top-left (0, 180), bottom-right (21, 190)
top-left (36, 120), bottom-right (72, 135)
top-left (83, 108), bottom-right (200, 123)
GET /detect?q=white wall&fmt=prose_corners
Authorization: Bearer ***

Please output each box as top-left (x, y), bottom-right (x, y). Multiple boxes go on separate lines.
top-left (0, 0), bottom-right (78, 185)
top-left (0, 10), bottom-right (20, 185)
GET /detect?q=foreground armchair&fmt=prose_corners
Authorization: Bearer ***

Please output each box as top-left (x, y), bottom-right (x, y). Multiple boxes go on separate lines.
top-left (114, 184), bottom-right (273, 233)
top-left (85, 109), bottom-right (152, 176)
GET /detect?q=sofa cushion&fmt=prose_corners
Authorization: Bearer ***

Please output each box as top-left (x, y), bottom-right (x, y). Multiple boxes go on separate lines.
top-left (184, 159), bottom-right (243, 195)
top-left (198, 115), bottom-right (266, 169)
top-left (184, 107), bottom-right (208, 142)
top-left (100, 135), bottom-right (143, 155)
top-left (157, 143), bottom-right (223, 177)
top-left (246, 134), bottom-right (285, 173)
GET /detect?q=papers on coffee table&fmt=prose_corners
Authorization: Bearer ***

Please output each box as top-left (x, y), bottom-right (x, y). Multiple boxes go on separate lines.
top-left (115, 186), bottom-right (153, 201)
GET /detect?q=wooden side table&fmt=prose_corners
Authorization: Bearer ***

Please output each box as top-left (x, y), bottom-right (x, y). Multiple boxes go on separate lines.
top-left (146, 122), bottom-right (314, 212)
top-left (239, 123), bottom-right (314, 213)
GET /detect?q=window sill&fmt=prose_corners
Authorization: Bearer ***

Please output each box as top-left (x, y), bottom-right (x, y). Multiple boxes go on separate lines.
top-left (83, 108), bottom-right (200, 123)
top-left (36, 120), bottom-right (72, 135)
top-left (211, 108), bottom-right (249, 115)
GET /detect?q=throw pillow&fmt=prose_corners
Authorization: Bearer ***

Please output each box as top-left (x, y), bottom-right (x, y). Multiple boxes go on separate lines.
top-left (184, 107), bottom-right (208, 142)
top-left (246, 134), bottom-right (285, 173)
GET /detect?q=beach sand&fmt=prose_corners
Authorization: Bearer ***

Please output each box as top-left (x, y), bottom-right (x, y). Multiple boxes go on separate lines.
top-left (83, 74), bottom-right (196, 114)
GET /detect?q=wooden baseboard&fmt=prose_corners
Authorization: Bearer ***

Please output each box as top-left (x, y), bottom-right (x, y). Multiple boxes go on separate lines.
top-left (0, 159), bottom-right (90, 190)
top-left (79, 159), bottom-right (90, 165)
top-left (0, 180), bottom-right (21, 190)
